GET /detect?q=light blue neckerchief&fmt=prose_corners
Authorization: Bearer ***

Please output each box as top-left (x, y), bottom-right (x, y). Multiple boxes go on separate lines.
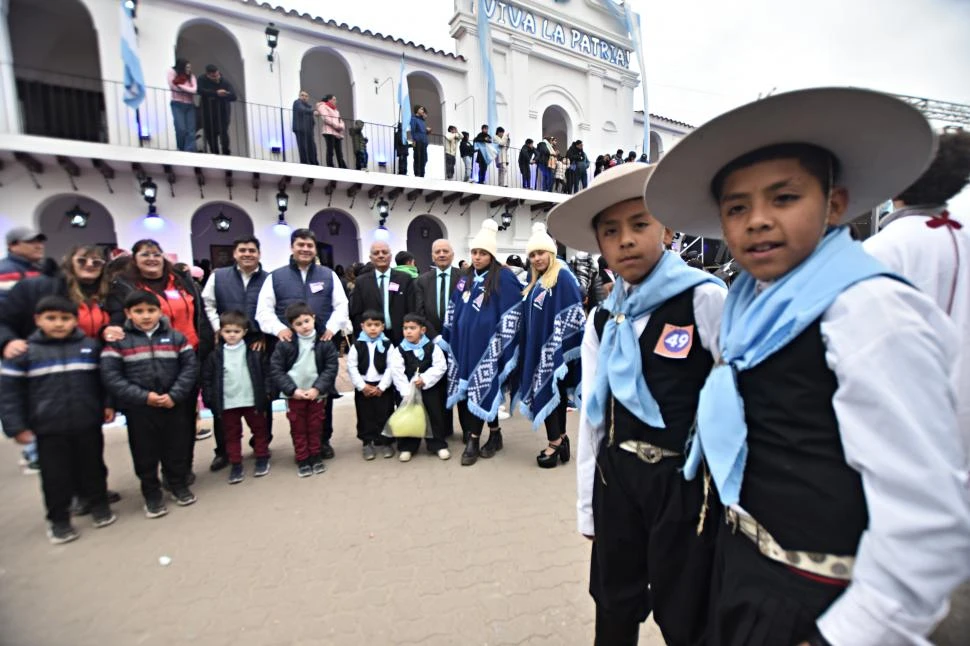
top-left (472, 269), bottom-right (488, 285)
top-left (684, 227), bottom-right (897, 505)
top-left (357, 331), bottom-right (388, 353)
top-left (585, 251), bottom-right (724, 428)
top-left (400, 334), bottom-right (431, 360)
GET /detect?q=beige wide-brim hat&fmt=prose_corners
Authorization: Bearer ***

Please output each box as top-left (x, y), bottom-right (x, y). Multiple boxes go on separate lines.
top-left (546, 163), bottom-right (655, 252)
top-left (643, 87), bottom-right (937, 239)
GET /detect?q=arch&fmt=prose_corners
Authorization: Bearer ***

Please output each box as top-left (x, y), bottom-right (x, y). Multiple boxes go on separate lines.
top-left (529, 85), bottom-right (586, 124)
top-left (649, 131), bottom-right (664, 161)
top-left (189, 203), bottom-right (254, 266)
top-left (35, 194), bottom-right (117, 262)
top-left (407, 71), bottom-right (445, 135)
top-left (308, 209), bottom-right (361, 269)
top-left (176, 20), bottom-right (248, 156)
top-left (300, 47), bottom-right (355, 120)
top-left (541, 105), bottom-right (571, 150)
top-left (8, 0), bottom-right (104, 142)
top-left (406, 215), bottom-right (447, 272)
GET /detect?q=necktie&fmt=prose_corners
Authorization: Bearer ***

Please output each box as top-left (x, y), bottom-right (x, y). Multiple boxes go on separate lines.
top-left (377, 273), bottom-right (390, 327)
top-left (437, 270), bottom-right (448, 318)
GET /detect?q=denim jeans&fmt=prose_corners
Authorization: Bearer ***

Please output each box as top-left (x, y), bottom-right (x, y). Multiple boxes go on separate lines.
top-left (170, 101), bottom-right (196, 152)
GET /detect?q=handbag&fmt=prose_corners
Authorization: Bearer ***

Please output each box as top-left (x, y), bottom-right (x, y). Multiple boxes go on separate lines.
top-left (384, 379), bottom-right (430, 438)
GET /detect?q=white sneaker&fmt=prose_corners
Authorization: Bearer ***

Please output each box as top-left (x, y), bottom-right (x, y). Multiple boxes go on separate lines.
top-left (399, 451), bottom-right (413, 463)
top-left (437, 448), bottom-right (451, 460)
top-left (498, 409), bottom-right (511, 421)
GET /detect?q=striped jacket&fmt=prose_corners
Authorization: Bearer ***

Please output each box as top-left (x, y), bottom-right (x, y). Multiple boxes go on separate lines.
top-left (0, 253), bottom-right (41, 305)
top-left (100, 318), bottom-right (198, 409)
top-left (0, 329), bottom-right (105, 436)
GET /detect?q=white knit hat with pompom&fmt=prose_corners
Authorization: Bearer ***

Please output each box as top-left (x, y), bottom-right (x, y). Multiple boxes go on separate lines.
top-left (526, 222), bottom-right (557, 256)
top-left (469, 218), bottom-right (499, 259)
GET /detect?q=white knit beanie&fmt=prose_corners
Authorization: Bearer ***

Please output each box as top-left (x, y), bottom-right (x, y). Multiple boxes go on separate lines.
top-left (526, 222), bottom-right (557, 256)
top-left (469, 218), bottom-right (499, 259)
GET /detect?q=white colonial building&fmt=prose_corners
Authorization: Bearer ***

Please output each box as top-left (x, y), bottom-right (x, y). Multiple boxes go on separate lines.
top-left (0, 0), bottom-right (691, 269)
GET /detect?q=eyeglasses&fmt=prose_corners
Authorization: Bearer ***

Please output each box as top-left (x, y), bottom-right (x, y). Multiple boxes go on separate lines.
top-left (74, 257), bottom-right (106, 267)
top-left (136, 252), bottom-right (164, 259)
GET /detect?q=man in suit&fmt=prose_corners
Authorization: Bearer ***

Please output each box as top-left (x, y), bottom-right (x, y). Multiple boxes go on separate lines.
top-left (413, 239), bottom-right (459, 438)
top-left (349, 242), bottom-right (415, 345)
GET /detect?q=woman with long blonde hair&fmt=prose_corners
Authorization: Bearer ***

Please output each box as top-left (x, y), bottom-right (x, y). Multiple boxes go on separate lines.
top-left (515, 223), bottom-right (585, 468)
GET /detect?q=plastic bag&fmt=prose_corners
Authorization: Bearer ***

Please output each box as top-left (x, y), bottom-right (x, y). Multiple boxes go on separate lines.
top-left (384, 380), bottom-right (430, 439)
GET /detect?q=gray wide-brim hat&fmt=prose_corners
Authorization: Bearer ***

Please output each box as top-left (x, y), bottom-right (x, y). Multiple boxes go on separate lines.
top-left (643, 87), bottom-right (937, 239)
top-left (547, 163), bottom-right (655, 252)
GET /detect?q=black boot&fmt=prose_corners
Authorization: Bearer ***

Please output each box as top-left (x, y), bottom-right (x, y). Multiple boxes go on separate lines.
top-left (560, 434), bottom-right (570, 463)
top-left (479, 430), bottom-right (503, 459)
top-left (461, 435), bottom-right (480, 466)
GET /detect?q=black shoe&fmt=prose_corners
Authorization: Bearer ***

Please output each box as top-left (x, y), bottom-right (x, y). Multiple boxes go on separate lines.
top-left (537, 442), bottom-right (565, 469)
top-left (70, 497), bottom-right (91, 517)
top-left (311, 456), bottom-right (327, 475)
top-left (228, 463), bottom-right (244, 485)
top-left (209, 454), bottom-right (229, 472)
top-left (186, 471), bottom-right (196, 486)
top-left (560, 434), bottom-right (570, 463)
top-left (107, 489), bottom-right (122, 504)
top-left (48, 521), bottom-right (80, 545)
top-left (479, 430), bottom-right (503, 459)
top-left (144, 498), bottom-right (168, 519)
top-left (320, 442), bottom-right (335, 460)
top-left (172, 488), bottom-right (197, 506)
top-left (461, 435), bottom-right (480, 467)
top-left (91, 505), bottom-right (117, 528)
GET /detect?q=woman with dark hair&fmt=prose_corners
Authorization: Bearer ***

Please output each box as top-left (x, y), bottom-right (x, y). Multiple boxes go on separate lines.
top-left (0, 244), bottom-right (121, 508)
top-left (316, 94), bottom-right (347, 169)
top-left (441, 220), bottom-right (523, 466)
top-left (103, 239), bottom-right (214, 472)
top-left (167, 58), bottom-right (197, 152)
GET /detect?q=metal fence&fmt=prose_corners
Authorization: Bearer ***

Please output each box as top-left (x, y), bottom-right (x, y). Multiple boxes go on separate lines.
top-left (12, 66), bottom-right (594, 194)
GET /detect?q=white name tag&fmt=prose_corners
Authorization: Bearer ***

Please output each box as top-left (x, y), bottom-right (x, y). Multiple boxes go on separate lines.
top-left (309, 282), bottom-right (324, 293)
top-left (164, 289), bottom-right (181, 300)
top-left (388, 282), bottom-right (400, 293)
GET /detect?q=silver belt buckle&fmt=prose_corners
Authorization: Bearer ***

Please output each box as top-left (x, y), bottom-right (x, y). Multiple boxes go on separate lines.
top-left (637, 443), bottom-right (663, 464)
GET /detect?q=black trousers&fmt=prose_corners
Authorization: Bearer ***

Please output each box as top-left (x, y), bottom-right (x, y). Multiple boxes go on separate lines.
top-left (356, 383), bottom-right (395, 445)
top-left (708, 523), bottom-right (846, 646)
top-left (321, 395), bottom-right (334, 443)
top-left (445, 153), bottom-right (456, 179)
top-left (519, 164), bottom-right (531, 188)
top-left (202, 114), bottom-right (230, 155)
top-left (398, 382), bottom-right (448, 453)
top-left (476, 152), bottom-right (488, 183)
top-left (126, 405), bottom-right (192, 502)
top-left (37, 430), bottom-right (108, 524)
top-left (295, 130), bottom-right (319, 165)
top-left (590, 439), bottom-right (717, 646)
top-left (542, 379), bottom-right (570, 442)
top-left (324, 134), bottom-right (347, 168)
top-left (456, 400), bottom-right (500, 438)
top-left (397, 153), bottom-right (409, 175)
top-left (413, 141), bottom-right (428, 177)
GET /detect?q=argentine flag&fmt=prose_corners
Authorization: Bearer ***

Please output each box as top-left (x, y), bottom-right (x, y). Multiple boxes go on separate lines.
top-left (477, 0), bottom-right (498, 130)
top-left (120, 0), bottom-right (145, 109)
top-left (397, 57), bottom-right (411, 145)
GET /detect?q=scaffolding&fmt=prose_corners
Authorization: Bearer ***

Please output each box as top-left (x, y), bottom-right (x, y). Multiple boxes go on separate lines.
top-left (894, 94), bottom-right (970, 128)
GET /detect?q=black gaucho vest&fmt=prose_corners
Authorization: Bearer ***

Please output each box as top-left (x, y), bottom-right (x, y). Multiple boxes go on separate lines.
top-left (355, 340), bottom-right (388, 377)
top-left (594, 288), bottom-right (713, 452)
top-left (737, 319), bottom-right (868, 555)
top-left (401, 348), bottom-right (433, 380)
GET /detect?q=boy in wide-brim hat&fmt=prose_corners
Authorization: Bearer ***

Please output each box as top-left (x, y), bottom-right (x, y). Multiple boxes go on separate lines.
top-left (548, 162), bottom-right (727, 645)
top-left (644, 87), bottom-right (970, 645)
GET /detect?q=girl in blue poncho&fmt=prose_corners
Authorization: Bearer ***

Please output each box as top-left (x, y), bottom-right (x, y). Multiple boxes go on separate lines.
top-left (441, 218), bottom-right (523, 466)
top-left (515, 223), bottom-right (585, 469)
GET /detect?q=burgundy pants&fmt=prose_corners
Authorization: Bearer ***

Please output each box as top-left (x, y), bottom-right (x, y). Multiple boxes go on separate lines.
top-left (287, 399), bottom-right (324, 462)
top-left (222, 406), bottom-right (270, 464)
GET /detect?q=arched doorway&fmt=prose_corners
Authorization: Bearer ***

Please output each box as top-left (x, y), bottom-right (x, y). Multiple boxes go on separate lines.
top-left (407, 72), bottom-right (444, 136)
top-left (541, 105), bottom-right (570, 149)
top-left (36, 195), bottom-right (117, 261)
top-left (8, 0), bottom-right (104, 142)
top-left (300, 48), bottom-right (354, 167)
top-left (176, 20), bottom-right (248, 156)
top-left (189, 203), bottom-right (253, 267)
top-left (649, 131), bottom-right (664, 161)
top-left (308, 209), bottom-right (360, 270)
top-left (406, 215), bottom-right (445, 272)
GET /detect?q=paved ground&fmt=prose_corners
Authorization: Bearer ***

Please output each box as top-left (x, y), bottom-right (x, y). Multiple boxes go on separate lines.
top-left (0, 395), bottom-right (664, 646)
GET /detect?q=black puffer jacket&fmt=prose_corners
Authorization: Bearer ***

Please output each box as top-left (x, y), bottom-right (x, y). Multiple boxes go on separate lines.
top-left (269, 336), bottom-right (339, 397)
top-left (201, 344), bottom-right (272, 416)
top-left (100, 318), bottom-right (198, 409)
top-left (0, 329), bottom-right (106, 436)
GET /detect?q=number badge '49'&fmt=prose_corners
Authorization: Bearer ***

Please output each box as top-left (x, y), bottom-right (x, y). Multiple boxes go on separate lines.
top-left (653, 324), bottom-right (694, 359)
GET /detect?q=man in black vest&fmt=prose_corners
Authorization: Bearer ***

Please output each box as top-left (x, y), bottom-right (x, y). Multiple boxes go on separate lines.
top-left (349, 241), bottom-right (415, 345)
top-left (413, 238), bottom-right (458, 438)
top-left (201, 235), bottom-right (270, 471)
top-left (256, 229), bottom-right (348, 459)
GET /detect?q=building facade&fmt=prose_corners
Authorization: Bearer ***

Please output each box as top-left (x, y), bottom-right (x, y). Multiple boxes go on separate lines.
top-left (0, 0), bottom-right (691, 269)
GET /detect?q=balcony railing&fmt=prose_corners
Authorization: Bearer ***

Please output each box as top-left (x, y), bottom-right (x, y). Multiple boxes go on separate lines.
top-left (11, 66), bottom-right (590, 195)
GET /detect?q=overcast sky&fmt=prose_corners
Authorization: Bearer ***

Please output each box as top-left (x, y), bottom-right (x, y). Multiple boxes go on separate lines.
top-left (276, 0), bottom-right (970, 127)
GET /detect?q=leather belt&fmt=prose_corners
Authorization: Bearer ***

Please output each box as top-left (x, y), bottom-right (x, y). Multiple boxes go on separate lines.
top-left (725, 508), bottom-right (854, 581)
top-left (617, 440), bottom-right (680, 464)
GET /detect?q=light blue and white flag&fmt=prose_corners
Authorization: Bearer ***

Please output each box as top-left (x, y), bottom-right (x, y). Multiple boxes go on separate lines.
top-left (477, 0), bottom-right (498, 130)
top-left (397, 56), bottom-right (411, 145)
top-left (120, 0), bottom-right (145, 109)
top-left (604, 1), bottom-right (650, 158)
